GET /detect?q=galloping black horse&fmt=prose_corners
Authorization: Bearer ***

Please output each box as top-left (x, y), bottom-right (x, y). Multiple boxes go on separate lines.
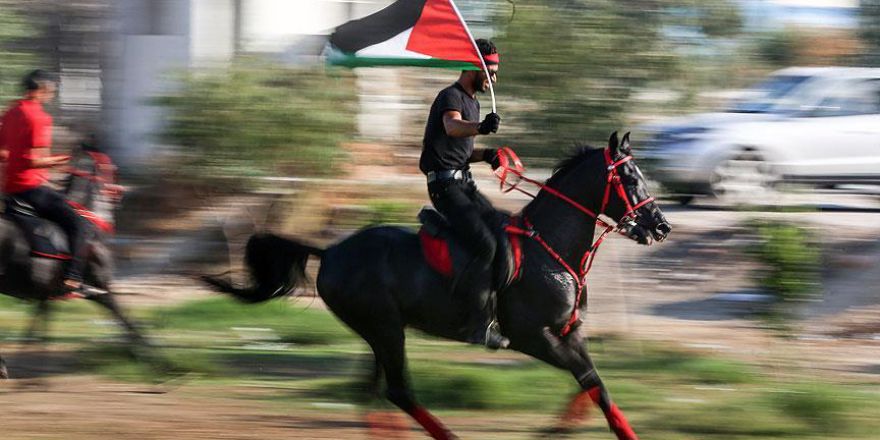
top-left (0, 152), bottom-right (148, 380)
top-left (205, 132), bottom-right (670, 439)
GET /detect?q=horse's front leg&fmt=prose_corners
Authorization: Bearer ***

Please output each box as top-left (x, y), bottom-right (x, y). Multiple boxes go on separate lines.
top-left (534, 327), bottom-right (639, 440)
top-left (86, 291), bottom-right (146, 346)
top-left (25, 298), bottom-right (51, 342)
top-left (0, 351), bottom-right (7, 379)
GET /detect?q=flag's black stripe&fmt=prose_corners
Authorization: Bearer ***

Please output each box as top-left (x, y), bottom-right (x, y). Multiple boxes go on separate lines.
top-left (329, 0), bottom-right (428, 53)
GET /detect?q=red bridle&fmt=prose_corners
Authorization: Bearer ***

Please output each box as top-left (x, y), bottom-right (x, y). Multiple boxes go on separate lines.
top-left (495, 147), bottom-right (654, 337)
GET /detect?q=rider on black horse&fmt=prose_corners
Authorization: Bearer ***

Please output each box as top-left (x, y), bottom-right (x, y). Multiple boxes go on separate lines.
top-left (420, 39), bottom-right (509, 350)
top-left (0, 69), bottom-right (89, 294)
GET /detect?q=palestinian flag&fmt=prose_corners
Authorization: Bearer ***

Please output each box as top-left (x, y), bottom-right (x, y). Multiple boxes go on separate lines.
top-left (326, 0), bottom-right (489, 70)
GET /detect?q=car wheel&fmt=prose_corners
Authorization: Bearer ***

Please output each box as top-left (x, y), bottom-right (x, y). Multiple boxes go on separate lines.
top-left (676, 195), bottom-right (695, 206)
top-left (710, 150), bottom-right (777, 207)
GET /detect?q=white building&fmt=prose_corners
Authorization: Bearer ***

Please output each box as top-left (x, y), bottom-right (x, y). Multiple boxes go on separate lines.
top-left (103, 0), bottom-right (395, 166)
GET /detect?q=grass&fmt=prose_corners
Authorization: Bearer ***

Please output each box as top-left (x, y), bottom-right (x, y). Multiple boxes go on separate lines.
top-left (2, 295), bottom-right (879, 438)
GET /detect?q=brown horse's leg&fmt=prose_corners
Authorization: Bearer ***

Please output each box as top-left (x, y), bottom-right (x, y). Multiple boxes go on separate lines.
top-left (86, 292), bottom-right (146, 346)
top-left (542, 329), bottom-right (638, 440)
top-left (0, 352), bottom-right (8, 379)
top-left (25, 299), bottom-right (51, 342)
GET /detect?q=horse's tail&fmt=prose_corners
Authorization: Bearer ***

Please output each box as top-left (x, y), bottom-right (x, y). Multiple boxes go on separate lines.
top-left (202, 232), bottom-right (324, 303)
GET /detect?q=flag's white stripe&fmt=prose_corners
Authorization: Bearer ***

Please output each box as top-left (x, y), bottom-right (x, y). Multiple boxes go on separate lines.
top-left (354, 28), bottom-right (431, 59)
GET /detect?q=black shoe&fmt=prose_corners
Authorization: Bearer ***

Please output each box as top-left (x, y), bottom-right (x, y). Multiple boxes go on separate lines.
top-left (467, 323), bottom-right (510, 350)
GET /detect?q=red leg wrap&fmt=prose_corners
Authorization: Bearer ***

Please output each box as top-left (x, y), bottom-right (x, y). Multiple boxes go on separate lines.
top-left (409, 406), bottom-right (456, 440)
top-left (585, 387), bottom-right (638, 440)
top-left (606, 404), bottom-right (638, 440)
top-left (587, 386), bottom-right (603, 403)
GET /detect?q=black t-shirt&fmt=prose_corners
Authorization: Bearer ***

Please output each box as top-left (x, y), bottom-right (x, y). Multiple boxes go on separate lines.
top-left (419, 82), bottom-right (480, 174)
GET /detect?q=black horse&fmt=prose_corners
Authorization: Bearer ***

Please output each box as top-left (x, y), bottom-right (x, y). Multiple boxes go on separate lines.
top-left (205, 132), bottom-right (670, 439)
top-left (0, 151), bottom-right (148, 380)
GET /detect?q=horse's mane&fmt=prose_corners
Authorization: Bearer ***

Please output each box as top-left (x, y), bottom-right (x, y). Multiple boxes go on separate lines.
top-left (544, 143), bottom-right (605, 187)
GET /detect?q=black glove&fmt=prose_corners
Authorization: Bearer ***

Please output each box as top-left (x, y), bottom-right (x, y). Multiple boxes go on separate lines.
top-left (482, 148), bottom-right (501, 170)
top-left (477, 112), bottom-right (501, 135)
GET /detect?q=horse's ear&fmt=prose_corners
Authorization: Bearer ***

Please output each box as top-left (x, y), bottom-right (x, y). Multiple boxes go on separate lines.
top-left (621, 131), bottom-right (632, 154)
top-left (609, 131), bottom-right (619, 153)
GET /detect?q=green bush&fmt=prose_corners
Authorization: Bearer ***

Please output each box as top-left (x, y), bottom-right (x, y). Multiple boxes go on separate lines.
top-left (154, 61), bottom-right (357, 185)
top-left (751, 220), bottom-right (820, 304)
top-left (770, 386), bottom-right (852, 433)
top-left (365, 200), bottom-right (419, 226)
top-left (0, 2), bottom-right (41, 102)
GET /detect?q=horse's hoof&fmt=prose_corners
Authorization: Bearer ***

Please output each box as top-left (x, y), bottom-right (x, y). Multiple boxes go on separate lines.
top-left (537, 425), bottom-right (576, 437)
top-left (365, 411), bottom-right (411, 439)
top-left (0, 364), bottom-right (8, 380)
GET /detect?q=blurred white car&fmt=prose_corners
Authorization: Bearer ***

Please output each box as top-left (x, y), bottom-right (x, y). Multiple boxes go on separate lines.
top-left (640, 67), bottom-right (880, 205)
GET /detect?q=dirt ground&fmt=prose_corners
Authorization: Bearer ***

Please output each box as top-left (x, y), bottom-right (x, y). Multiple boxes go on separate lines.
top-left (0, 371), bottom-right (569, 440)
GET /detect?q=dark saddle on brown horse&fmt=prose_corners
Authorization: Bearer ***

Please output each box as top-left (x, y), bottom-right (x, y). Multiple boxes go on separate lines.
top-left (3, 196), bottom-right (71, 260)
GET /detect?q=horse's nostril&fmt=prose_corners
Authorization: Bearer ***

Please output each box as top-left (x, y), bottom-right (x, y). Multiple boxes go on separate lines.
top-left (656, 222), bottom-right (672, 235)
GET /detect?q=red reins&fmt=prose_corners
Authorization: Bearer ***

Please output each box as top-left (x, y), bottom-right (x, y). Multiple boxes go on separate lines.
top-left (496, 147), bottom-right (654, 336)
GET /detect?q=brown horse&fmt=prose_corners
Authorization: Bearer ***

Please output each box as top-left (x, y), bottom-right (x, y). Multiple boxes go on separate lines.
top-left (0, 153), bottom-right (153, 380)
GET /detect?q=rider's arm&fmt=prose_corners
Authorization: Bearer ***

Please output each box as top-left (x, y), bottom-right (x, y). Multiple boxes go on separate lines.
top-left (28, 147), bottom-right (69, 168)
top-left (442, 110), bottom-right (481, 138)
top-left (23, 116), bottom-right (68, 168)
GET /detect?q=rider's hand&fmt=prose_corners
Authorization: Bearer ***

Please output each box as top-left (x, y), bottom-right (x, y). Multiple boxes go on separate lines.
top-left (477, 112), bottom-right (501, 135)
top-left (482, 148), bottom-right (502, 170)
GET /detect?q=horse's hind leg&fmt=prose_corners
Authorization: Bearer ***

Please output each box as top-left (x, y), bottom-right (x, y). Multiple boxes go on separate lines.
top-left (366, 325), bottom-right (458, 440)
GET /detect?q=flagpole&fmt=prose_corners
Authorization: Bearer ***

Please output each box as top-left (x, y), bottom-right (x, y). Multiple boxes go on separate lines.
top-left (448, 0), bottom-right (497, 114)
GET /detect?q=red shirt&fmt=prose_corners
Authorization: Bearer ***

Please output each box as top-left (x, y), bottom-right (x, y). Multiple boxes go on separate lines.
top-left (0, 99), bottom-right (52, 194)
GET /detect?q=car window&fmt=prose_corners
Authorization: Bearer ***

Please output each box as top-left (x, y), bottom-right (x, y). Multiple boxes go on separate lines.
top-left (727, 74), bottom-right (812, 113)
top-left (810, 80), bottom-right (880, 117)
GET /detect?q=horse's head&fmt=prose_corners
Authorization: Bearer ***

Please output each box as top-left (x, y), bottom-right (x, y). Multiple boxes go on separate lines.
top-left (65, 150), bottom-right (122, 233)
top-left (603, 131), bottom-right (671, 245)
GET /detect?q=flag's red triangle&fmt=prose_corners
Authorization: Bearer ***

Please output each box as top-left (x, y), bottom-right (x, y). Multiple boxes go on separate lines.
top-left (406, 0), bottom-right (481, 66)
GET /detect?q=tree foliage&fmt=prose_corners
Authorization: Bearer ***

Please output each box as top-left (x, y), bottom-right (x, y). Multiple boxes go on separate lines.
top-left (490, 0), bottom-right (740, 156)
top-left (755, 29), bottom-right (802, 68)
top-left (690, 0), bottom-right (743, 38)
top-left (0, 2), bottom-right (40, 103)
top-left (154, 63), bottom-right (357, 182)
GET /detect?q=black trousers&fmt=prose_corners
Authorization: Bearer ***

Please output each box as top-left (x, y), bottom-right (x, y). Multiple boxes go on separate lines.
top-left (13, 185), bottom-right (88, 281)
top-left (428, 178), bottom-right (497, 328)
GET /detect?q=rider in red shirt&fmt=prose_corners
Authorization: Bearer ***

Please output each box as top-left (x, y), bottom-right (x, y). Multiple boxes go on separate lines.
top-left (0, 70), bottom-right (88, 292)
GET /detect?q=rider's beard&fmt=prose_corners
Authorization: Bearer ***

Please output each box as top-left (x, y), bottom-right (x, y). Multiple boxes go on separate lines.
top-left (473, 74), bottom-right (487, 93)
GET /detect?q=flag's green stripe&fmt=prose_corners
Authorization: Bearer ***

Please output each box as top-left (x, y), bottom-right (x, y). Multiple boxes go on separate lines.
top-left (328, 52), bottom-right (479, 70)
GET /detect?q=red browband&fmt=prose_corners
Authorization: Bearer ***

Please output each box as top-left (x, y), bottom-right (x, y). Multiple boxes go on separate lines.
top-left (482, 53), bottom-right (499, 64)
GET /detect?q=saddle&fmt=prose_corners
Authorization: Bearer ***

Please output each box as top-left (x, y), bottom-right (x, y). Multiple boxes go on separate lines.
top-left (417, 207), bottom-right (522, 292)
top-left (3, 196), bottom-right (71, 260)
